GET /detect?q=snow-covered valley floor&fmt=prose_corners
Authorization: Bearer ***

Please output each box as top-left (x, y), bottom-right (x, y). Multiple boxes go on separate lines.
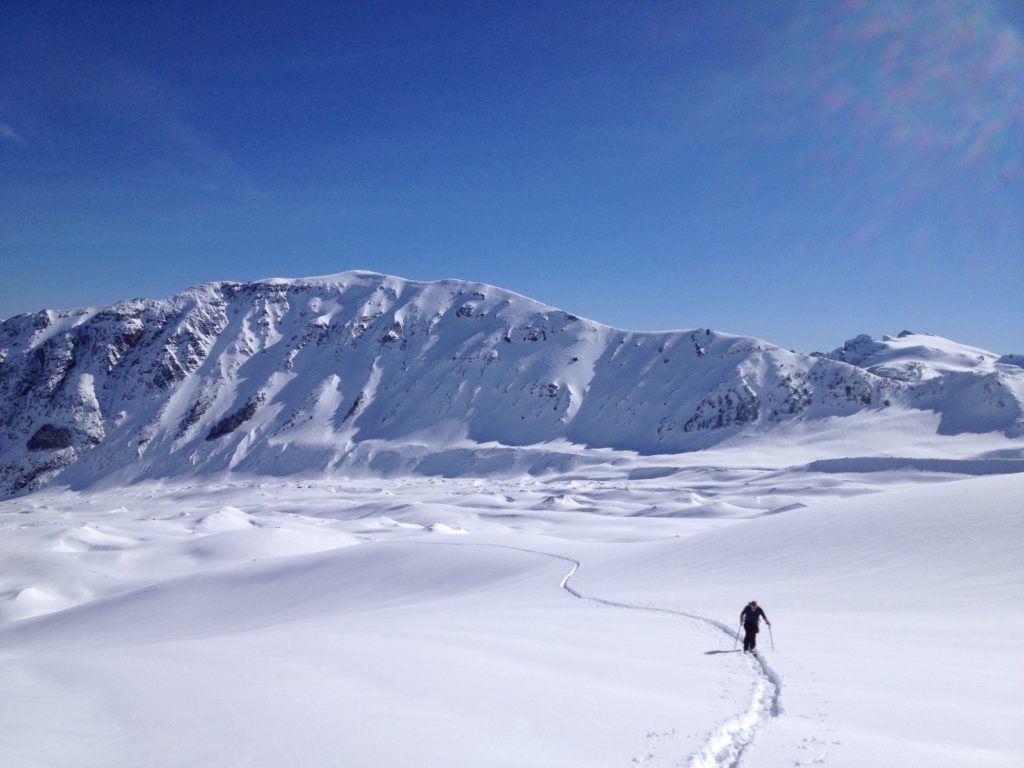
top-left (1, 456), bottom-right (1021, 768)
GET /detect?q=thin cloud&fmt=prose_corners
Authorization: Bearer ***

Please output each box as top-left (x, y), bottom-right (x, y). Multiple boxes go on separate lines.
top-left (0, 121), bottom-right (27, 146)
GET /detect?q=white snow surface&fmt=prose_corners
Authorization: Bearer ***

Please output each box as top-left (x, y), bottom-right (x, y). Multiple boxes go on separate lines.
top-left (2, 273), bottom-right (1022, 766)
top-left (1, 453), bottom-right (1021, 768)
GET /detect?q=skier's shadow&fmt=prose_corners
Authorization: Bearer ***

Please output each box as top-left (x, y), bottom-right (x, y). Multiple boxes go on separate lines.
top-left (704, 650), bottom-right (742, 655)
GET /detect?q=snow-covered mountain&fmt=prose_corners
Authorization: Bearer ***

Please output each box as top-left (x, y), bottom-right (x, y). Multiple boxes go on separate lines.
top-left (820, 331), bottom-right (1024, 436)
top-left (2, 271), bottom-right (1022, 497)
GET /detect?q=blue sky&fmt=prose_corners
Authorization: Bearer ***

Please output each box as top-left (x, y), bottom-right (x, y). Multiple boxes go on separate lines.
top-left (2, 0), bottom-right (1022, 354)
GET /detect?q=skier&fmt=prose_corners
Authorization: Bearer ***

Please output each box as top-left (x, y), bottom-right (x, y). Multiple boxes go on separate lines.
top-left (740, 600), bottom-right (770, 653)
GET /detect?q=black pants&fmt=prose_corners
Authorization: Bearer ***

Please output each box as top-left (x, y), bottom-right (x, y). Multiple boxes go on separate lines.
top-left (743, 625), bottom-right (758, 651)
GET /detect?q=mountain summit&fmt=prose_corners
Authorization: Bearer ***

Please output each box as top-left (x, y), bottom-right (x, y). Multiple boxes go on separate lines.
top-left (2, 271), bottom-right (1022, 496)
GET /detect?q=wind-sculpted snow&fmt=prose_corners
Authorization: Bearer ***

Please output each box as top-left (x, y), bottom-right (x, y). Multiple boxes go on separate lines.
top-left (1, 271), bottom-right (1022, 496)
top-left (0, 467), bottom-right (1021, 766)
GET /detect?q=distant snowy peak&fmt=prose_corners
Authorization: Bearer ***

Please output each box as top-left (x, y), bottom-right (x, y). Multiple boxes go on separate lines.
top-left (824, 331), bottom-right (1003, 382)
top-left (2, 271), bottom-right (1023, 497)
top-left (820, 331), bottom-right (1024, 442)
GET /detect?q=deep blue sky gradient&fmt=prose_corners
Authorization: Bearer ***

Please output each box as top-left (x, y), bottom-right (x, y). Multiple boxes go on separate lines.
top-left (2, 1), bottom-right (1022, 353)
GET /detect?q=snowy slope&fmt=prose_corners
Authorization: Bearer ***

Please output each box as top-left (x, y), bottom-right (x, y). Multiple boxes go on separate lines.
top-left (574, 472), bottom-right (1024, 767)
top-left (0, 467), bottom-right (1020, 767)
top-left (2, 271), bottom-right (1022, 497)
top-left (824, 330), bottom-right (1001, 379)
top-left (3, 272), bottom-right (1021, 767)
top-left (823, 331), bottom-right (1024, 436)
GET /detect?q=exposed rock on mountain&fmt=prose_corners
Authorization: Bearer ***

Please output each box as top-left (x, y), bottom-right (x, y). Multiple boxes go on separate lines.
top-left (2, 271), bottom-right (1022, 496)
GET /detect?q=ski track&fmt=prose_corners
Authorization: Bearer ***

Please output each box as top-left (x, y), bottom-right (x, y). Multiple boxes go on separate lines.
top-left (404, 540), bottom-right (782, 768)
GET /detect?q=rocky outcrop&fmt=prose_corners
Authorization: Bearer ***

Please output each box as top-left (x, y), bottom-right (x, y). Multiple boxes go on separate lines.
top-left (26, 424), bottom-right (73, 451)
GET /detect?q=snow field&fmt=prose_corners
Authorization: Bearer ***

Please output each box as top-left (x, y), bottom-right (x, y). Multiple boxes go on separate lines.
top-left (1, 539), bottom-right (748, 767)
top-left (574, 473), bottom-right (1024, 767)
top-left (0, 464), bottom-right (1021, 767)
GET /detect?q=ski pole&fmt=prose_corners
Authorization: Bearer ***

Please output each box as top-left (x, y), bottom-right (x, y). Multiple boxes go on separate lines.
top-left (768, 624), bottom-right (775, 651)
top-left (733, 624), bottom-right (741, 650)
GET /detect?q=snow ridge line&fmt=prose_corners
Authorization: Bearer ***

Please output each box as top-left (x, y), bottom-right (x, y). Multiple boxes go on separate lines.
top-left (402, 540), bottom-right (781, 768)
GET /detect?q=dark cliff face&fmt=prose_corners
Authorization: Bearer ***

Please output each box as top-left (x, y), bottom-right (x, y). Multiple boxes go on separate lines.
top-left (0, 272), bottom-right (1020, 497)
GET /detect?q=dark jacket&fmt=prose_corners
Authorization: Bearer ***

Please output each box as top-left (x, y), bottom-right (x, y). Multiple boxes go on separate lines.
top-left (741, 604), bottom-right (767, 631)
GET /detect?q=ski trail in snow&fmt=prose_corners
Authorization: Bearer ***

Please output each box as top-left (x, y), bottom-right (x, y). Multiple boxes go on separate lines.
top-left (556, 555), bottom-right (781, 768)
top-left (403, 540), bottom-right (781, 768)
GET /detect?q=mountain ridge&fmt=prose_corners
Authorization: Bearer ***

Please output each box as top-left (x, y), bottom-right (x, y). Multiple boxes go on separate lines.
top-left (2, 271), bottom-right (1022, 497)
